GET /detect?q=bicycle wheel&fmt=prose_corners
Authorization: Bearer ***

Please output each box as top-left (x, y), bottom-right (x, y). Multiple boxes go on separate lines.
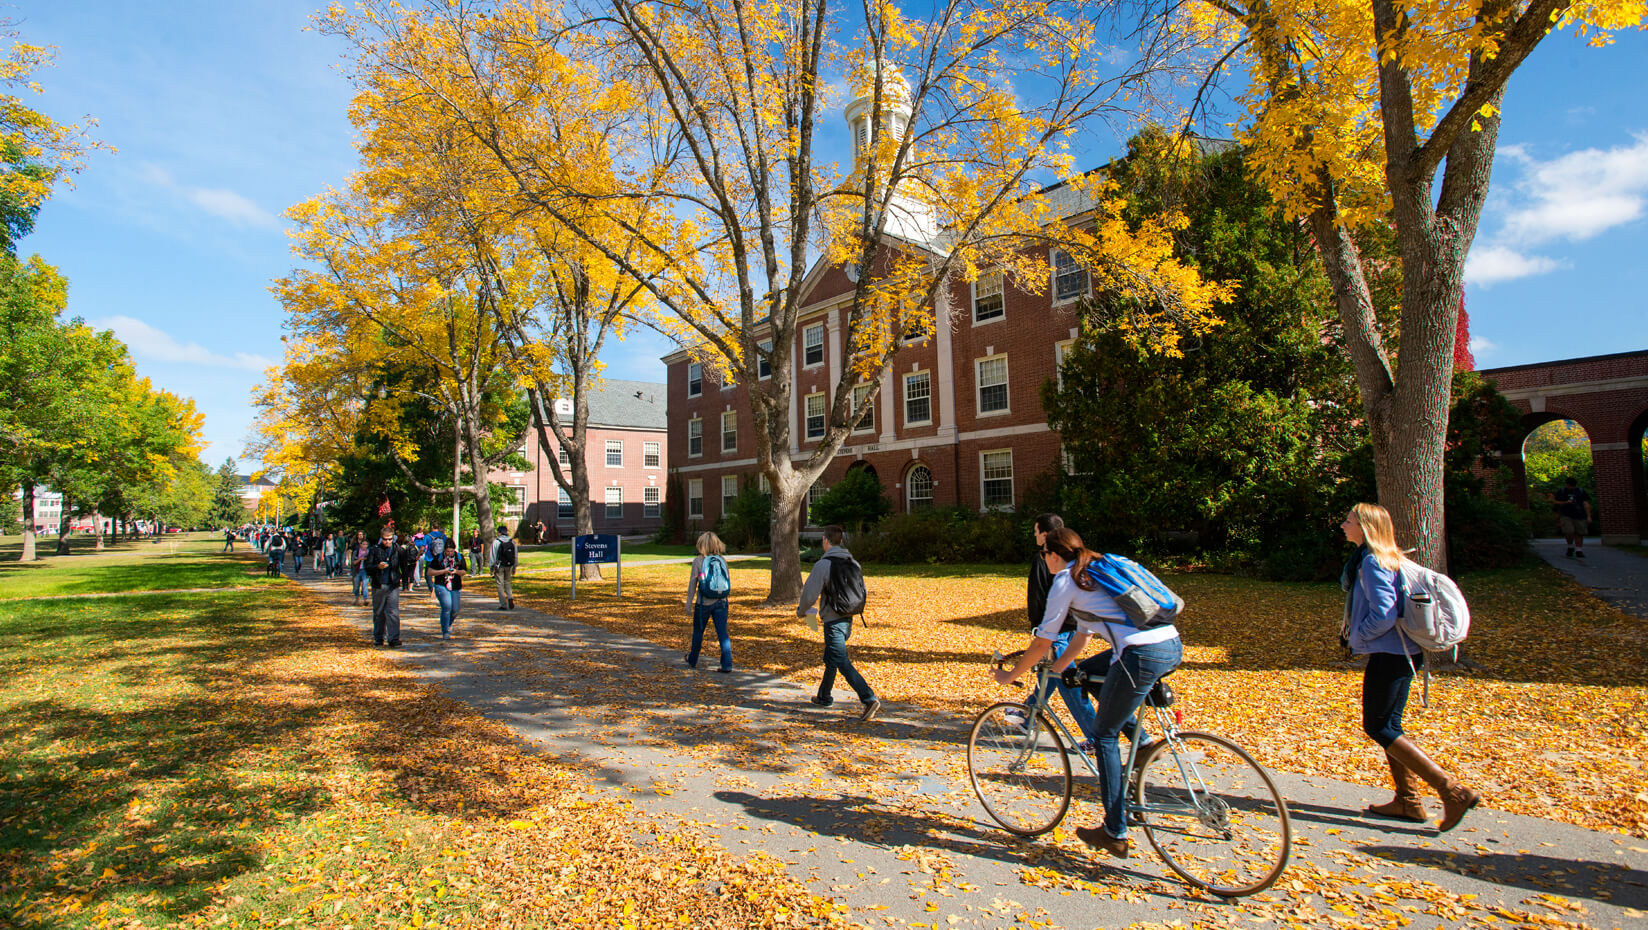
top-left (1134, 731), bottom-right (1291, 896)
top-left (967, 701), bottom-right (1072, 837)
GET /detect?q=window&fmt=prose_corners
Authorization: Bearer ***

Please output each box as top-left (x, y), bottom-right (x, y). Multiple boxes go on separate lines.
top-left (906, 465), bottom-right (933, 511)
top-left (688, 418), bottom-right (702, 457)
top-left (806, 483), bottom-right (827, 523)
top-left (758, 339), bottom-right (772, 379)
top-left (981, 450), bottom-right (1014, 509)
top-left (687, 361), bottom-right (702, 396)
top-left (557, 487), bottom-right (573, 518)
top-left (854, 117), bottom-right (869, 154)
top-left (557, 444), bottom-right (571, 468)
top-left (973, 269), bottom-right (1004, 323)
top-left (904, 371), bottom-right (931, 425)
top-left (503, 486), bottom-right (526, 517)
top-left (644, 486), bottom-right (661, 518)
top-left (977, 355), bottom-right (1009, 414)
top-left (1052, 249), bottom-right (1089, 303)
top-left (1055, 339), bottom-right (1075, 391)
top-left (553, 398), bottom-right (573, 417)
top-left (803, 323), bottom-right (824, 366)
top-left (688, 478), bottom-right (703, 518)
top-left (722, 475), bottom-right (738, 512)
top-left (805, 393), bottom-right (826, 440)
top-left (851, 383), bottom-right (875, 433)
top-left (605, 439), bottom-right (623, 467)
top-left (721, 410), bottom-right (738, 452)
top-left (605, 486), bottom-right (623, 519)
top-left (643, 441), bottom-right (661, 469)
top-left (902, 313), bottom-right (929, 342)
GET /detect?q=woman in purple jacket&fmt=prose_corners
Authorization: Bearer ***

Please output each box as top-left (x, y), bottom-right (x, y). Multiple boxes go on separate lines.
top-left (1341, 502), bottom-right (1479, 832)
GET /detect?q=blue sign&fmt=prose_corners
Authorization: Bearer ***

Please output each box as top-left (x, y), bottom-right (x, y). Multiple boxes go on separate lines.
top-left (574, 534), bottom-right (620, 565)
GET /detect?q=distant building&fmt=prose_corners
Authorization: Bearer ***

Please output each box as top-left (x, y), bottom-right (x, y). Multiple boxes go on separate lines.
top-left (489, 379), bottom-right (668, 537)
top-left (12, 487), bottom-right (63, 533)
top-left (236, 475), bottom-right (277, 514)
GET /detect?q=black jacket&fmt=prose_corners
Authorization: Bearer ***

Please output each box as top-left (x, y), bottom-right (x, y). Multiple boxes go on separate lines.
top-left (366, 540), bottom-right (402, 589)
top-left (1028, 555), bottom-right (1075, 634)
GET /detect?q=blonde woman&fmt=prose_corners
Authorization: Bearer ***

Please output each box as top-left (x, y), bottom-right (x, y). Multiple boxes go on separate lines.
top-left (684, 531), bottom-right (733, 673)
top-left (1341, 503), bottom-right (1480, 831)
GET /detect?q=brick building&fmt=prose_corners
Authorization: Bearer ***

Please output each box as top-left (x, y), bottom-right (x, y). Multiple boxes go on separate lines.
top-left (494, 379), bottom-right (668, 537)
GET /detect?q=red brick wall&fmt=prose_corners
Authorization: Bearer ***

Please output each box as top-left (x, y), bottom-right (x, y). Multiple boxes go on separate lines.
top-left (495, 423), bottom-right (668, 536)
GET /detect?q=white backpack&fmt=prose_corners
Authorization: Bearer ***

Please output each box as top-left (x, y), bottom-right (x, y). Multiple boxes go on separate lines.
top-left (1396, 560), bottom-right (1471, 652)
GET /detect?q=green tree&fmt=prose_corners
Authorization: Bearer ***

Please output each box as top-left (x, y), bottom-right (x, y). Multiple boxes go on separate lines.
top-left (1046, 129), bottom-right (1362, 570)
top-left (808, 469), bottom-right (892, 535)
top-left (209, 458), bottom-right (246, 527)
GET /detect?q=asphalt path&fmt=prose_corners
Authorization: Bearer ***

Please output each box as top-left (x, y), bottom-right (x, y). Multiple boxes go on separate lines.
top-left (287, 568), bottom-right (1646, 929)
top-left (1535, 538), bottom-right (1648, 620)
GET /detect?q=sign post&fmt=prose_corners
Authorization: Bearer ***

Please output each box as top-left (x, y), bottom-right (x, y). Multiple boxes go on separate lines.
top-left (570, 533), bottom-right (622, 600)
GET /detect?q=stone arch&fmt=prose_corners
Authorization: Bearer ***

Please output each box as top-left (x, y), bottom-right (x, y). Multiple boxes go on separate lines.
top-left (1512, 413), bottom-right (1595, 536)
top-left (1627, 404), bottom-right (1648, 542)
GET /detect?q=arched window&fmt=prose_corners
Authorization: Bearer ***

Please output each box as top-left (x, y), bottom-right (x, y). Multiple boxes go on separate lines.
top-left (906, 464), bottom-right (933, 511)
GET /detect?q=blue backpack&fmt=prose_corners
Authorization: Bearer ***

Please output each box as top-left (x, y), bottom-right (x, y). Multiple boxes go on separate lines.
top-left (1082, 555), bottom-right (1183, 630)
top-left (698, 555), bottom-right (731, 600)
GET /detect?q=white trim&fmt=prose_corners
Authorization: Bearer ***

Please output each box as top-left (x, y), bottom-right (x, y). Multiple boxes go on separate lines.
top-left (757, 338), bottom-right (773, 380)
top-left (1050, 248), bottom-right (1090, 306)
top-left (604, 486), bottom-right (623, 520)
top-left (642, 441), bottom-right (661, 469)
top-left (903, 369), bottom-right (933, 427)
top-left (958, 421), bottom-right (1053, 443)
top-left (804, 391), bottom-right (827, 440)
top-left (687, 361), bottom-right (703, 397)
top-left (975, 353), bottom-right (1010, 416)
top-left (971, 268), bottom-right (1006, 325)
top-left (643, 485), bottom-right (661, 518)
top-left (721, 474), bottom-right (739, 512)
top-left (687, 478), bottom-right (704, 518)
top-left (687, 417), bottom-right (703, 458)
top-left (935, 278), bottom-right (957, 438)
top-left (878, 363), bottom-right (897, 443)
top-left (1054, 338), bottom-right (1075, 392)
top-left (675, 456), bottom-right (759, 475)
top-left (721, 409), bottom-right (738, 453)
top-left (979, 448), bottom-right (1015, 511)
top-left (802, 322), bottom-right (826, 369)
top-left (604, 438), bottom-right (624, 467)
top-left (851, 381), bottom-right (877, 434)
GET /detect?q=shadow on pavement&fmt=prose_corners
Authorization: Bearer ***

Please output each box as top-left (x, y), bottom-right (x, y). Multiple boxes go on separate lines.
top-left (1361, 846), bottom-right (1648, 909)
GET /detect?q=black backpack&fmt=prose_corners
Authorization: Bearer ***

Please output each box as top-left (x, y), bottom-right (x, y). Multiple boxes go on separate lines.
top-left (496, 539), bottom-right (517, 569)
top-left (822, 557), bottom-right (868, 618)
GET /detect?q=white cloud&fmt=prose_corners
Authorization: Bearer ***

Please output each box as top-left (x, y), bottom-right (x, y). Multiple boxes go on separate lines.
top-left (1467, 335), bottom-right (1497, 356)
top-left (1500, 134), bottom-right (1648, 244)
top-left (140, 163), bottom-right (279, 229)
top-left (1463, 246), bottom-right (1564, 287)
top-left (93, 315), bottom-right (275, 372)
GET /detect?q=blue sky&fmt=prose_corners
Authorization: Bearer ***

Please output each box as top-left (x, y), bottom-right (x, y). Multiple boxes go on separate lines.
top-left (14, 1), bottom-right (1648, 468)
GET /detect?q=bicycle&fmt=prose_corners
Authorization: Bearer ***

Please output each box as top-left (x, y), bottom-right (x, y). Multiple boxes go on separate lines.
top-left (966, 650), bottom-right (1292, 897)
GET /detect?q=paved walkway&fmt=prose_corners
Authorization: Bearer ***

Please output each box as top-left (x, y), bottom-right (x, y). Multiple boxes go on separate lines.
top-left (289, 570), bottom-right (1646, 929)
top-left (1535, 538), bottom-right (1648, 619)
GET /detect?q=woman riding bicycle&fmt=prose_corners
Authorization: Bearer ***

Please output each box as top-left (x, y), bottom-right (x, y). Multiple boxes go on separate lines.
top-left (992, 528), bottom-right (1182, 860)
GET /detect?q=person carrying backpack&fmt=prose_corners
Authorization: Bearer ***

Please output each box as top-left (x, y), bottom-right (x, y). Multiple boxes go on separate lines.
top-left (994, 527), bottom-right (1182, 861)
top-left (683, 531), bottom-right (734, 673)
top-left (797, 525), bottom-right (879, 721)
top-left (1341, 502), bottom-right (1479, 832)
top-left (491, 524), bottom-right (517, 610)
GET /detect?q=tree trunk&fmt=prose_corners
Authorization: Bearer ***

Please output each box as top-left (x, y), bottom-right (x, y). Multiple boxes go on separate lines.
top-left (55, 499), bottom-right (71, 555)
top-left (93, 510), bottom-right (104, 551)
top-left (764, 477), bottom-right (807, 605)
top-left (20, 479), bottom-right (36, 562)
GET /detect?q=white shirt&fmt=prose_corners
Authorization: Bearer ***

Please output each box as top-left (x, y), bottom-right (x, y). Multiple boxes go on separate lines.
top-left (1034, 568), bottom-right (1179, 655)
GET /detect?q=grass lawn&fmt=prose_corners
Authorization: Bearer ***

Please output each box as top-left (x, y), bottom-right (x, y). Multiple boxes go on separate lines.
top-left (0, 547), bottom-right (837, 928)
top-left (515, 541), bottom-right (697, 573)
top-left (0, 533), bottom-right (278, 599)
top-left (1608, 542), bottom-right (1648, 559)
top-left (513, 557), bottom-right (1648, 837)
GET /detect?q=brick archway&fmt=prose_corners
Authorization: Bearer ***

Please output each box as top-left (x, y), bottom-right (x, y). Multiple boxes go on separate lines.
top-left (1481, 350), bottom-right (1648, 543)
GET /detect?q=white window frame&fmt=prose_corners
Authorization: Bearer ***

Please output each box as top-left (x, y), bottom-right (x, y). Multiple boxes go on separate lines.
top-left (758, 339), bottom-right (772, 380)
top-left (687, 361), bottom-right (703, 396)
top-left (605, 486), bottom-right (623, 520)
top-left (721, 410), bottom-right (738, 452)
top-left (503, 485), bottom-right (526, 517)
top-left (557, 486), bottom-right (573, 518)
top-left (1054, 339), bottom-right (1075, 391)
top-left (604, 439), bottom-right (623, 467)
top-left (980, 449), bottom-right (1015, 511)
top-left (688, 478), bottom-right (703, 519)
top-left (688, 418), bottom-right (702, 457)
top-left (1051, 249), bottom-right (1089, 305)
top-left (721, 474), bottom-right (738, 513)
top-left (643, 441), bottom-right (661, 469)
top-left (903, 370), bottom-right (932, 427)
top-left (805, 392), bottom-right (826, 440)
top-left (906, 464), bottom-right (933, 511)
top-left (802, 323), bottom-right (825, 368)
top-left (643, 485), bottom-right (661, 518)
top-left (851, 382), bottom-right (876, 434)
top-left (976, 354), bottom-right (1010, 417)
top-left (806, 482), bottom-right (827, 523)
top-left (972, 269), bottom-right (1005, 324)
top-left (557, 444), bottom-right (571, 468)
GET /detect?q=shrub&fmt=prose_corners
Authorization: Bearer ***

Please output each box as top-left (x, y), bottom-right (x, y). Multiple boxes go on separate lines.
top-left (851, 508), bottom-right (1031, 564)
top-left (714, 476), bottom-right (771, 551)
top-left (809, 468), bottom-right (891, 532)
top-left (1446, 492), bottom-right (1534, 574)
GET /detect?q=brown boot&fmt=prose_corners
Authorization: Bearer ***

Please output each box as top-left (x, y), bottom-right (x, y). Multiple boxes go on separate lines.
top-left (1385, 736), bottom-right (1480, 832)
top-left (1365, 750), bottom-right (1427, 822)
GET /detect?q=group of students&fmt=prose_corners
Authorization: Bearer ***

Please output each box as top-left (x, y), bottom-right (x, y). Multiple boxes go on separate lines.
top-left (333, 523), bottom-right (520, 646)
top-left (254, 528), bottom-right (349, 577)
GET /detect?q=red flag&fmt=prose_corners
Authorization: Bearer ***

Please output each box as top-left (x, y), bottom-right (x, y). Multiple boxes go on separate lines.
top-left (377, 495), bottom-right (393, 517)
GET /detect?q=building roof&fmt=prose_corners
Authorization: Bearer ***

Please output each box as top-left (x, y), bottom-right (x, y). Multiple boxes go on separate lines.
top-left (581, 379), bottom-right (668, 430)
top-left (236, 475), bottom-right (278, 487)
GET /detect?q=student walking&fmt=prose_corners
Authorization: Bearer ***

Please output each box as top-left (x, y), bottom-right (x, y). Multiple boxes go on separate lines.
top-left (797, 525), bottom-right (879, 721)
top-left (1550, 477), bottom-right (1593, 559)
top-left (683, 531), bottom-right (733, 673)
top-left (1341, 502), bottom-right (1480, 831)
top-left (368, 525), bottom-right (403, 647)
top-left (491, 525), bottom-right (517, 610)
top-left (429, 541), bottom-right (467, 641)
top-left (351, 533), bottom-right (371, 605)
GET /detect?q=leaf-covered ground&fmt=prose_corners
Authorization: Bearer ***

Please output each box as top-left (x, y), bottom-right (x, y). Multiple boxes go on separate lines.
top-left (512, 559), bottom-right (1648, 838)
top-left (0, 555), bottom-right (847, 929)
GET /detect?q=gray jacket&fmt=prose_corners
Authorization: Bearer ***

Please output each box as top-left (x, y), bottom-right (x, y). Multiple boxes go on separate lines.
top-left (797, 546), bottom-right (856, 623)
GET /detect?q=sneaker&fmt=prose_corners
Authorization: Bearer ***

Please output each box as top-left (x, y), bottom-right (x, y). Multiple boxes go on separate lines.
top-left (714, 667), bottom-right (731, 674)
top-left (1565, 547), bottom-right (1575, 558)
top-left (860, 699), bottom-right (882, 722)
top-left (1074, 738), bottom-right (1095, 756)
top-left (1002, 707), bottom-right (1031, 733)
top-left (683, 655), bottom-right (697, 669)
top-left (387, 640), bottom-right (402, 648)
top-left (1074, 825), bottom-right (1130, 858)
top-left (1576, 550), bottom-right (1586, 559)
top-left (810, 695), bottom-right (834, 708)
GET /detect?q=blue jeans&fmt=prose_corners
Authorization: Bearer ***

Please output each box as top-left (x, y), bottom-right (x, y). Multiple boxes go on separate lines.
top-left (688, 598), bottom-right (732, 671)
top-left (352, 569), bottom-right (368, 599)
top-left (820, 619), bottom-right (875, 705)
top-left (1080, 637), bottom-right (1183, 840)
top-left (433, 584), bottom-right (460, 636)
top-left (1033, 630), bottom-right (1100, 742)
